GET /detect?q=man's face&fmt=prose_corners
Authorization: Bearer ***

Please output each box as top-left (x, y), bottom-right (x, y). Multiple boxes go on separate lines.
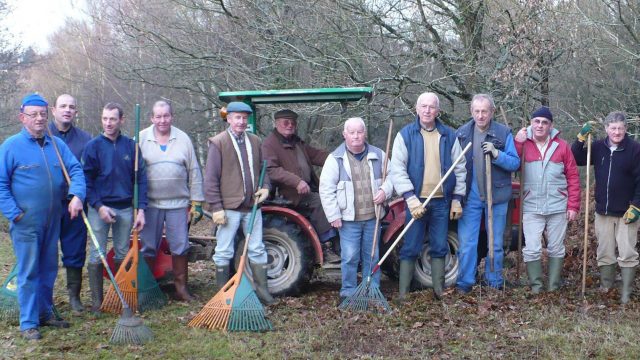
top-left (343, 121), bottom-right (366, 151)
top-left (471, 99), bottom-right (495, 131)
top-left (20, 105), bottom-right (48, 137)
top-left (101, 108), bottom-right (124, 138)
top-left (416, 95), bottom-right (439, 128)
top-left (274, 117), bottom-right (297, 138)
top-left (606, 121), bottom-right (626, 146)
top-left (151, 104), bottom-right (172, 136)
top-left (530, 117), bottom-right (553, 141)
top-left (227, 111), bottom-right (249, 136)
top-left (51, 95), bottom-right (77, 127)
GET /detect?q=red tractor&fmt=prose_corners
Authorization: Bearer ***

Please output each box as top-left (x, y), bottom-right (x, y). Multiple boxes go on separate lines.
top-left (106, 87), bottom-right (522, 296)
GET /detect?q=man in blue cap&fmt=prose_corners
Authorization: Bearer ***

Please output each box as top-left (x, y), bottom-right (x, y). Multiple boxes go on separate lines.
top-left (0, 93), bottom-right (85, 340)
top-left (204, 102), bottom-right (274, 305)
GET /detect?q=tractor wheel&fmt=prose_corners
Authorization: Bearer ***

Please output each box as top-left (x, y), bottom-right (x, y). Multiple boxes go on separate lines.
top-left (233, 215), bottom-right (313, 297)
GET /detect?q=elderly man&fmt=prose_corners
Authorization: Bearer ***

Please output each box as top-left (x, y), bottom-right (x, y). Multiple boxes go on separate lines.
top-left (514, 106), bottom-right (580, 294)
top-left (48, 94), bottom-right (92, 314)
top-left (204, 101), bottom-right (274, 305)
top-left (455, 94), bottom-right (520, 293)
top-left (319, 117), bottom-right (393, 302)
top-left (82, 102), bottom-right (147, 313)
top-left (139, 100), bottom-right (204, 301)
top-left (262, 109), bottom-right (340, 263)
top-left (0, 93), bottom-right (85, 340)
top-left (389, 92), bottom-right (466, 301)
top-left (572, 111), bottom-right (640, 303)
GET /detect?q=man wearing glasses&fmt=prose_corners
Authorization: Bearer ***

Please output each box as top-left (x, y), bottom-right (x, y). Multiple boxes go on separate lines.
top-left (0, 93), bottom-right (85, 340)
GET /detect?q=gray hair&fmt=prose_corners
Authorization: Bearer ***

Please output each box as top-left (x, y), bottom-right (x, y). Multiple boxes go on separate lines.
top-left (470, 94), bottom-right (496, 111)
top-left (604, 111), bottom-right (627, 126)
top-left (343, 117), bottom-right (366, 133)
top-left (152, 100), bottom-right (173, 116)
top-left (416, 92), bottom-right (440, 109)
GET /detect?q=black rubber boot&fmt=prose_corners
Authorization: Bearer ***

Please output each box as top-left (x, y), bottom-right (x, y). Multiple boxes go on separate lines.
top-left (250, 262), bottom-right (276, 305)
top-left (66, 267), bottom-right (84, 313)
top-left (88, 263), bottom-right (103, 313)
top-left (431, 257), bottom-right (445, 300)
top-left (215, 264), bottom-right (230, 291)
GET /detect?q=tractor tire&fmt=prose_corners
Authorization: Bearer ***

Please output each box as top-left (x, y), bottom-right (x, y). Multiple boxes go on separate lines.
top-left (233, 215), bottom-right (313, 297)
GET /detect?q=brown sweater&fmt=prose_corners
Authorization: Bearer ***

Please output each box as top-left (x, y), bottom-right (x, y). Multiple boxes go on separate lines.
top-left (204, 130), bottom-right (270, 212)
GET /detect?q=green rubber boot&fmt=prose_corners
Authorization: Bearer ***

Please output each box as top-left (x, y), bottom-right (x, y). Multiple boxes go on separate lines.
top-left (599, 264), bottom-right (616, 290)
top-left (526, 260), bottom-right (543, 294)
top-left (66, 267), bottom-right (84, 313)
top-left (431, 257), bottom-right (445, 300)
top-left (215, 264), bottom-right (230, 291)
top-left (547, 257), bottom-right (564, 292)
top-left (87, 263), bottom-right (103, 314)
top-left (395, 259), bottom-right (415, 304)
top-left (249, 262), bottom-right (276, 305)
top-left (620, 266), bottom-right (636, 304)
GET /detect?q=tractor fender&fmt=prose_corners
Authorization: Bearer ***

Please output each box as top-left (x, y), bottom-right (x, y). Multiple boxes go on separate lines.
top-left (262, 205), bottom-right (323, 264)
top-left (381, 198), bottom-right (407, 245)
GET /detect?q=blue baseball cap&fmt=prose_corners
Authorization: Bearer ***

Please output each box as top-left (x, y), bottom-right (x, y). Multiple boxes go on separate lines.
top-left (226, 101), bottom-right (253, 114)
top-left (21, 93), bottom-right (48, 110)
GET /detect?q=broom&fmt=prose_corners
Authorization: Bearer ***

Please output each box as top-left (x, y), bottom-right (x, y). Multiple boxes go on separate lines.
top-left (0, 264), bottom-right (19, 322)
top-left (339, 119), bottom-right (393, 313)
top-left (189, 161), bottom-right (272, 332)
top-left (45, 123), bottom-right (153, 345)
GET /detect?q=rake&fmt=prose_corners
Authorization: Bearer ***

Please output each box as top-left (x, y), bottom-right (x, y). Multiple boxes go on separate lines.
top-left (46, 118), bottom-right (153, 345)
top-left (340, 119), bottom-right (393, 313)
top-left (0, 264), bottom-right (19, 322)
top-left (189, 161), bottom-right (272, 332)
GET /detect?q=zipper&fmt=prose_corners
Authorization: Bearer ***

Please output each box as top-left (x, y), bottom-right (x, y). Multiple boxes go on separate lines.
top-left (605, 151), bottom-right (613, 215)
top-left (40, 142), bottom-right (54, 224)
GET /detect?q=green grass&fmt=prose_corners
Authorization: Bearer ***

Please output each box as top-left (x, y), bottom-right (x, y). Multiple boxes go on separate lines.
top-left (2, 231), bottom-right (640, 359)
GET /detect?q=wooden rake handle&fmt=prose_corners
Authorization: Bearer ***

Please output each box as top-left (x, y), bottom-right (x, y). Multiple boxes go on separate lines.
top-left (581, 133), bottom-right (592, 298)
top-left (369, 119), bottom-right (394, 262)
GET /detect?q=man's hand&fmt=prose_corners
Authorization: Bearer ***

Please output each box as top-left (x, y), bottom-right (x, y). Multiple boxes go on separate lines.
top-left (406, 196), bottom-right (425, 220)
top-left (189, 201), bottom-right (204, 225)
top-left (296, 180), bottom-right (311, 195)
top-left (623, 205), bottom-right (640, 224)
top-left (255, 188), bottom-right (269, 204)
top-left (515, 128), bottom-right (527, 143)
top-left (482, 142), bottom-right (499, 159)
top-left (567, 209), bottom-right (578, 221)
top-left (449, 199), bottom-right (463, 220)
top-left (373, 189), bottom-right (386, 205)
top-left (68, 196), bottom-right (83, 219)
top-left (577, 121), bottom-right (597, 142)
top-left (98, 206), bottom-right (116, 224)
top-left (134, 209), bottom-right (145, 231)
top-left (331, 219), bottom-right (342, 229)
top-left (212, 210), bottom-right (227, 225)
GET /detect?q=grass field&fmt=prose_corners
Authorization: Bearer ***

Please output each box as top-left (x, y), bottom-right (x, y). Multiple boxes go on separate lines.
top-left (1, 222), bottom-right (640, 359)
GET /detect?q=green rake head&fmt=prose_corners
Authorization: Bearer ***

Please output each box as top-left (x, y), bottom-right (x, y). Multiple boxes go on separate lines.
top-left (228, 273), bottom-right (272, 332)
top-left (136, 255), bottom-right (167, 313)
top-left (0, 265), bottom-right (19, 322)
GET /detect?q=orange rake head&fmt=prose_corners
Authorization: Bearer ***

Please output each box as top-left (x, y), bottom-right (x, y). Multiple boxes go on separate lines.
top-left (101, 231), bottom-right (140, 314)
top-left (188, 271), bottom-right (241, 331)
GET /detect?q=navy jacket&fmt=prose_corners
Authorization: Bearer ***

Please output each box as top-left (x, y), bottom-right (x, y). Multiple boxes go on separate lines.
top-left (48, 122), bottom-right (92, 161)
top-left (82, 133), bottom-right (147, 210)
top-left (571, 135), bottom-right (640, 216)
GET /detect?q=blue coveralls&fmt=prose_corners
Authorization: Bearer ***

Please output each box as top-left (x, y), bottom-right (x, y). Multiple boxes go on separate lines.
top-left (48, 122), bottom-right (92, 268)
top-left (0, 128), bottom-right (85, 330)
top-left (455, 120), bottom-right (519, 291)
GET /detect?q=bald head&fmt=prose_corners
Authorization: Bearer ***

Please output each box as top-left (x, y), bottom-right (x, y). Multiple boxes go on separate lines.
top-left (51, 94), bottom-right (77, 131)
top-left (415, 92), bottom-right (440, 129)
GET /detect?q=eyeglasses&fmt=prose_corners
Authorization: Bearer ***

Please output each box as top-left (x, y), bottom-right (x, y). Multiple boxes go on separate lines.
top-left (22, 112), bottom-right (48, 120)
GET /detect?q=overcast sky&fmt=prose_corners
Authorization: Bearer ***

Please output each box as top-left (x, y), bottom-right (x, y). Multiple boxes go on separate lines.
top-left (3, 0), bottom-right (87, 52)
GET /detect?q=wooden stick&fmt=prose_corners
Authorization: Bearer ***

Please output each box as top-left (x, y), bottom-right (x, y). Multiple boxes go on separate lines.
top-left (581, 133), bottom-right (592, 298)
top-left (486, 153), bottom-right (494, 272)
top-left (369, 119), bottom-right (393, 262)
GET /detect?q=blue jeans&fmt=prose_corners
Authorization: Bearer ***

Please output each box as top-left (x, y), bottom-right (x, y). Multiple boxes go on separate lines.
top-left (399, 197), bottom-right (449, 260)
top-left (214, 209), bottom-right (267, 266)
top-left (87, 206), bottom-right (134, 264)
top-left (338, 219), bottom-right (380, 297)
top-left (456, 183), bottom-right (508, 290)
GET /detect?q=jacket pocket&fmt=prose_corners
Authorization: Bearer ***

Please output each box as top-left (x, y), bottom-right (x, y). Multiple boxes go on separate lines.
top-left (336, 182), bottom-right (347, 210)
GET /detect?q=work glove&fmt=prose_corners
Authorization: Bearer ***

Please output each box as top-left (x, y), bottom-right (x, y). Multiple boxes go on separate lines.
top-left (623, 205), bottom-right (640, 224)
top-left (482, 142), bottom-right (499, 159)
top-left (255, 188), bottom-right (269, 204)
top-left (406, 195), bottom-right (425, 220)
top-left (212, 210), bottom-right (227, 225)
top-left (449, 199), bottom-right (463, 220)
top-left (189, 201), bottom-right (203, 225)
top-left (577, 121), bottom-right (597, 142)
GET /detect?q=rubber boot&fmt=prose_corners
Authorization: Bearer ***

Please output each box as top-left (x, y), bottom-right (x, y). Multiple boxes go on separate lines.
top-left (431, 257), bottom-right (445, 300)
top-left (526, 260), bottom-right (543, 295)
top-left (620, 266), bottom-right (636, 304)
top-left (66, 267), bottom-right (84, 313)
top-left (547, 257), bottom-right (564, 292)
top-left (88, 263), bottom-right (103, 313)
top-left (215, 264), bottom-right (230, 291)
top-left (322, 241), bottom-right (341, 264)
top-left (599, 264), bottom-right (616, 290)
top-left (172, 255), bottom-right (195, 302)
top-left (395, 259), bottom-right (415, 304)
top-left (250, 262), bottom-right (276, 305)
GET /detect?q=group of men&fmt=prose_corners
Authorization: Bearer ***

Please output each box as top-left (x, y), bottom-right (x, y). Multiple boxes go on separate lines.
top-left (2, 90), bottom-right (639, 342)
